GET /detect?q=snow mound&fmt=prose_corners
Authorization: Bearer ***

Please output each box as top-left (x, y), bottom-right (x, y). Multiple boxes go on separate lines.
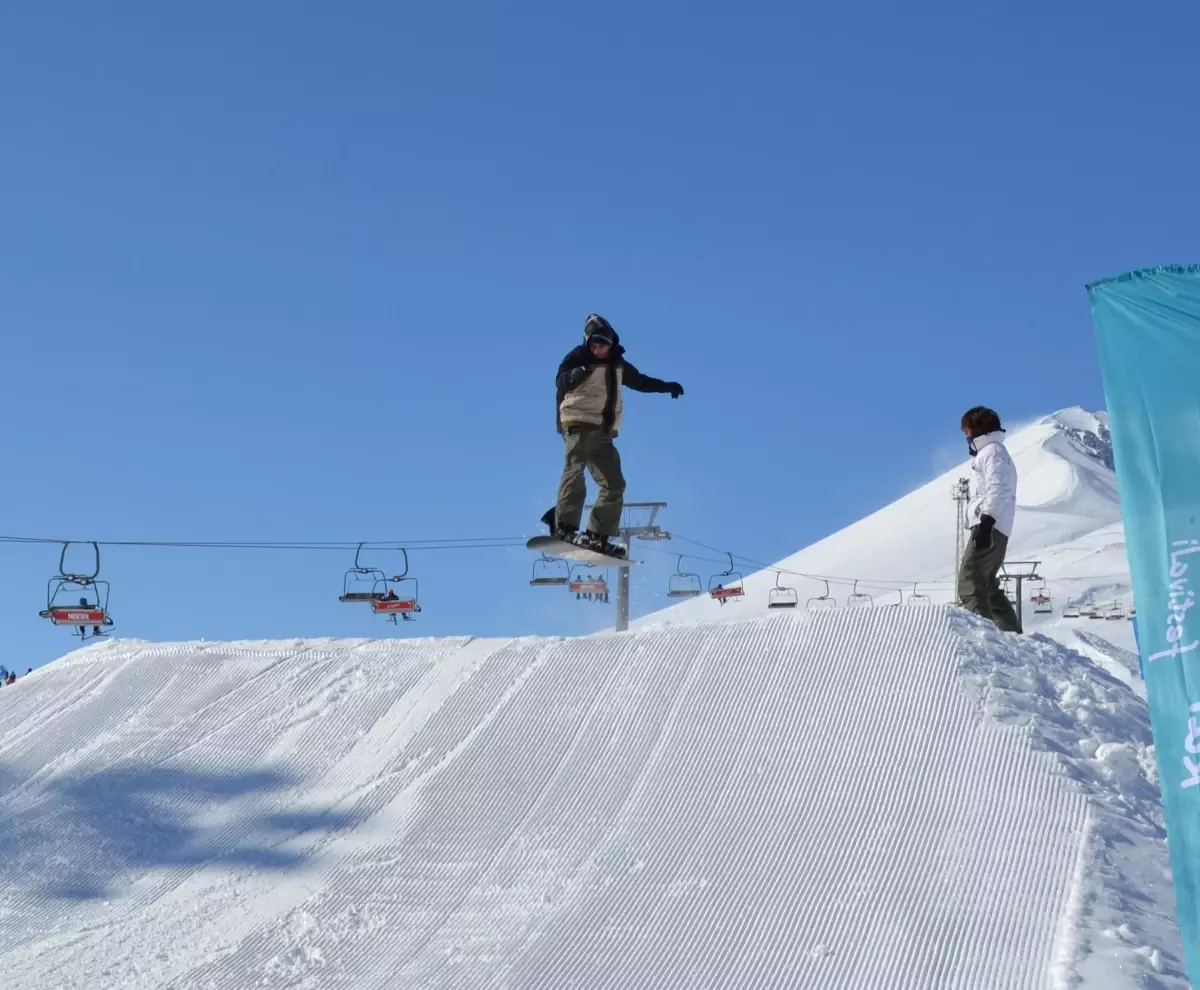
top-left (954, 614), bottom-right (1180, 986)
top-left (0, 609), bottom-right (1179, 988)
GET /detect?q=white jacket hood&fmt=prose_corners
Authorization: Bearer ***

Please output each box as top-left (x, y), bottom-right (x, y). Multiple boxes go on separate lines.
top-left (967, 431), bottom-right (1017, 537)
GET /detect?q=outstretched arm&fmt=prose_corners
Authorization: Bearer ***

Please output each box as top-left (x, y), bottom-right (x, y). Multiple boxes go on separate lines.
top-left (624, 361), bottom-right (684, 397)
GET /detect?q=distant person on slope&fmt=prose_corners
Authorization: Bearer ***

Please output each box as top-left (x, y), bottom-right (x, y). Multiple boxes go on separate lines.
top-left (541, 314), bottom-right (683, 558)
top-left (958, 406), bottom-right (1021, 633)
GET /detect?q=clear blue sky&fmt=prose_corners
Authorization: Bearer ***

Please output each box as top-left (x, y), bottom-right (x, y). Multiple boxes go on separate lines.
top-left (2, 1), bottom-right (1196, 669)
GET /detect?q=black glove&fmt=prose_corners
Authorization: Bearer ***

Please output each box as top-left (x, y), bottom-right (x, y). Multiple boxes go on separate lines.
top-left (565, 366), bottom-right (590, 389)
top-left (667, 382), bottom-right (684, 398)
top-left (973, 514), bottom-right (995, 550)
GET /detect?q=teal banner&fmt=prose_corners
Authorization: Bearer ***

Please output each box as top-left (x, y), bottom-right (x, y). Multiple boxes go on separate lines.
top-left (1088, 264), bottom-right (1200, 977)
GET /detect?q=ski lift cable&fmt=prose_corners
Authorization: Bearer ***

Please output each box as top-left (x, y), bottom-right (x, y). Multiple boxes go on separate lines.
top-left (651, 547), bottom-right (960, 595)
top-left (0, 534), bottom-right (529, 552)
top-left (2, 527), bottom-right (935, 591)
top-left (645, 543), bottom-right (960, 593)
top-left (668, 534), bottom-right (937, 589)
top-left (0, 527), bottom-right (1125, 602)
top-left (664, 535), bottom-right (959, 593)
top-left (667, 534), bottom-right (1122, 597)
top-left (0, 535), bottom-right (530, 548)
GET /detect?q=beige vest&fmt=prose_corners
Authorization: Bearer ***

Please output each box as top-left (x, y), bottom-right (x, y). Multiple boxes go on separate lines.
top-left (559, 365), bottom-right (623, 432)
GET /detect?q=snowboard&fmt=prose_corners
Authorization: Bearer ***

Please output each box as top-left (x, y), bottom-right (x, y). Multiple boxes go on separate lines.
top-left (527, 535), bottom-right (641, 566)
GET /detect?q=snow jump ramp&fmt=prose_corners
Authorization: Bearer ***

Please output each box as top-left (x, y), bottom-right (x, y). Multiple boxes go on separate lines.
top-left (0, 607), bottom-right (1181, 989)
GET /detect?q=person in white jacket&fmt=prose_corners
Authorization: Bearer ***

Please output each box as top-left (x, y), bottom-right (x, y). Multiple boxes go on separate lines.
top-left (958, 406), bottom-right (1021, 632)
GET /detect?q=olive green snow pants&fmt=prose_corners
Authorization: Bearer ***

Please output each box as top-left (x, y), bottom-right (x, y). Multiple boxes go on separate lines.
top-left (958, 528), bottom-right (1022, 633)
top-left (556, 427), bottom-right (626, 537)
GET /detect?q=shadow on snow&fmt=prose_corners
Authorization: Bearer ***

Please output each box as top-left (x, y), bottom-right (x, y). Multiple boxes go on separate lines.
top-left (0, 762), bottom-right (365, 901)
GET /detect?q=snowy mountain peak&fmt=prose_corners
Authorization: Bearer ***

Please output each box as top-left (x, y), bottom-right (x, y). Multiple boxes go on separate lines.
top-left (1042, 407), bottom-right (1114, 471)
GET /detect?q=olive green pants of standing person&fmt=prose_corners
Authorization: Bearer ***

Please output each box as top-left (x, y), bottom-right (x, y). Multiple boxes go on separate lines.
top-left (556, 427), bottom-right (627, 537)
top-left (958, 528), bottom-right (1022, 633)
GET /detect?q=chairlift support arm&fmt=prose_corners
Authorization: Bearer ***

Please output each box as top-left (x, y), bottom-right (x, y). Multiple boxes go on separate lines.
top-left (59, 541), bottom-right (101, 583)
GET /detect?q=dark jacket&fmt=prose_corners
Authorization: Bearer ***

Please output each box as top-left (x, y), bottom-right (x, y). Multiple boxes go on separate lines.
top-left (555, 332), bottom-right (675, 433)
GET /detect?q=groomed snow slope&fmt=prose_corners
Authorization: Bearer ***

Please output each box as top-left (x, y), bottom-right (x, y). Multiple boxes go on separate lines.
top-left (0, 609), bottom-right (1182, 989)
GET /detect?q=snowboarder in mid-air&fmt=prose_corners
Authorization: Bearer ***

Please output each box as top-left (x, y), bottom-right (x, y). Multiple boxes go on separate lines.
top-left (541, 314), bottom-right (683, 558)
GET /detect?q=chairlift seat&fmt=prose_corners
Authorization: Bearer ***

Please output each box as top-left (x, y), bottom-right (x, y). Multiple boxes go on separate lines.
top-left (42, 607), bottom-right (110, 627)
top-left (570, 580), bottom-right (608, 595)
top-left (768, 589), bottom-right (798, 609)
top-left (372, 598), bottom-right (420, 615)
top-left (340, 592), bottom-right (384, 603)
top-left (667, 557), bottom-right (704, 600)
top-left (530, 577), bottom-right (570, 587)
top-left (708, 554), bottom-right (744, 603)
top-left (843, 580), bottom-right (874, 608)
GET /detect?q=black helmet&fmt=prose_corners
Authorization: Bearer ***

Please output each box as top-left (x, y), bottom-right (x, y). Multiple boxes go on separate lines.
top-left (583, 313), bottom-right (616, 347)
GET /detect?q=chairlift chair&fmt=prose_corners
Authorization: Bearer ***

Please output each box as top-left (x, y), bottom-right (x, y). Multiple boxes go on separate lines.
top-left (39, 542), bottom-right (115, 640)
top-left (708, 553), bottom-right (745, 605)
top-left (372, 577), bottom-right (421, 623)
top-left (1030, 579), bottom-right (1053, 615)
top-left (531, 554), bottom-right (570, 587)
top-left (569, 566), bottom-right (609, 603)
top-left (846, 580), bottom-right (874, 608)
top-left (370, 550), bottom-right (420, 622)
top-left (907, 583), bottom-right (932, 606)
top-left (666, 556), bottom-right (703, 599)
top-left (806, 580), bottom-right (835, 609)
top-left (1105, 600), bottom-right (1126, 621)
top-left (1078, 599), bottom-right (1099, 619)
top-left (768, 572), bottom-right (798, 609)
top-left (1062, 599), bottom-right (1081, 619)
